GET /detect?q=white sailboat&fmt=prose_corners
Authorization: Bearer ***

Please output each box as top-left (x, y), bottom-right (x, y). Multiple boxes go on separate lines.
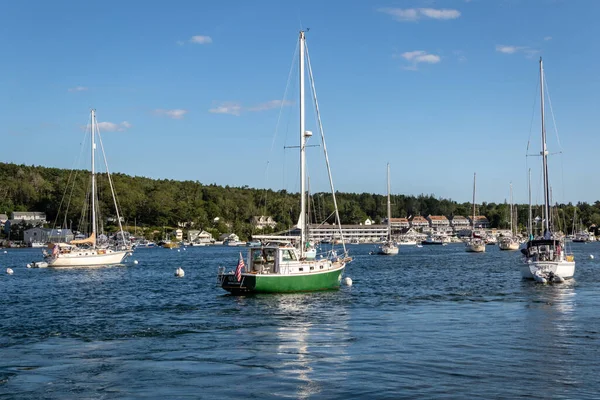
top-left (42, 110), bottom-right (132, 267)
top-left (466, 173), bottom-right (486, 253)
top-left (377, 163), bottom-right (399, 255)
top-left (499, 183), bottom-right (520, 250)
top-left (520, 58), bottom-right (575, 282)
top-left (218, 31), bottom-right (351, 294)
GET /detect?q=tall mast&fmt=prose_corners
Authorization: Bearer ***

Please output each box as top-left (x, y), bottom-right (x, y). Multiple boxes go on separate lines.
top-left (509, 182), bottom-right (513, 235)
top-left (90, 109), bottom-right (97, 246)
top-left (299, 30), bottom-right (306, 256)
top-left (540, 57), bottom-right (551, 234)
top-left (472, 172), bottom-right (476, 237)
top-left (386, 163), bottom-right (391, 241)
top-left (528, 168), bottom-right (532, 237)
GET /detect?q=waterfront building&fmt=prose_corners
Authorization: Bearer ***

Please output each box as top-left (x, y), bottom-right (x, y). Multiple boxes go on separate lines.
top-left (23, 227), bottom-right (74, 244)
top-left (251, 216), bottom-right (277, 230)
top-left (409, 216), bottom-right (429, 231)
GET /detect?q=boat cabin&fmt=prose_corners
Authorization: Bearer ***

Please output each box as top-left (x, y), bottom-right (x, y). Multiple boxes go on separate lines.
top-left (522, 239), bottom-right (568, 262)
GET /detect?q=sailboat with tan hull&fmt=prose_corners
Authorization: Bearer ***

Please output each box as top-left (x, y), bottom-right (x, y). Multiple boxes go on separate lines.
top-left (41, 110), bottom-right (132, 267)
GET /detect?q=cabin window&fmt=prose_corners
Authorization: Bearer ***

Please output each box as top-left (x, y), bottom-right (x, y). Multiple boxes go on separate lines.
top-left (282, 250), bottom-right (295, 261)
top-left (310, 266), bottom-right (314, 271)
top-left (299, 267), bottom-right (303, 272)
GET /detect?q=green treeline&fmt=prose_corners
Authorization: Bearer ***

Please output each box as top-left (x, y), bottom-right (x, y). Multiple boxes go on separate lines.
top-left (2, 162), bottom-right (600, 240)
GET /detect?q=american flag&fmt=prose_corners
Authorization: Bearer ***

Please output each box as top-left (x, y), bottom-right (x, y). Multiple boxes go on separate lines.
top-left (235, 252), bottom-right (245, 282)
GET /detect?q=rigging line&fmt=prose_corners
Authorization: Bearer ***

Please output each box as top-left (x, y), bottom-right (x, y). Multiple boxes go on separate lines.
top-left (53, 122), bottom-right (90, 230)
top-left (525, 74), bottom-right (540, 154)
top-left (305, 40), bottom-right (347, 256)
top-left (543, 73), bottom-right (563, 150)
top-left (95, 121), bottom-right (126, 242)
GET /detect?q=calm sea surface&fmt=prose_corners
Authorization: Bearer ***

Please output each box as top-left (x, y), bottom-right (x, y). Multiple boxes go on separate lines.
top-left (1, 243), bottom-right (599, 399)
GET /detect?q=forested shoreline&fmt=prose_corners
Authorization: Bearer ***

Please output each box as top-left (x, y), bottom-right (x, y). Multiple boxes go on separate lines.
top-left (1, 162), bottom-right (599, 241)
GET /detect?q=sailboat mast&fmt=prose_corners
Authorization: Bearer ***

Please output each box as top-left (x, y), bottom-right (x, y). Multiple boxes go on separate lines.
top-left (299, 30), bottom-right (306, 257)
top-left (386, 163), bottom-right (391, 241)
top-left (540, 57), bottom-right (551, 234)
top-left (91, 109), bottom-right (97, 245)
top-left (472, 172), bottom-right (476, 236)
top-left (509, 182), bottom-right (513, 235)
top-left (528, 168), bottom-right (532, 237)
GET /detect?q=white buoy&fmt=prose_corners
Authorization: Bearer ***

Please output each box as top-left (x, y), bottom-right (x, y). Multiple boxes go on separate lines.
top-left (3, 250), bottom-right (7, 254)
top-left (183, 247), bottom-right (186, 251)
top-left (6, 268), bottom-right (14, 275)
top-left (175, 267), bottom-right (185, 277)
top-left (177, 249), bottom-right (180, 252)
top-left (590, 254), bottom-right (594, 259)
top-left (133, 260), bottom-right (139, 265)
top-left (26, 263), bottom-right (32, 268)
top-left (343, 277), bottom-right (352, 286)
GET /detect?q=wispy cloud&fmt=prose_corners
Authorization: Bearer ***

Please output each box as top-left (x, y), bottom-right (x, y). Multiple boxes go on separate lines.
top-left (96, 121), bottom-right (132, 132)
top-left (209, 100), bottom-right (292, 116)
top-left (378, 7), bottom-right (461, 22)
top-left (544, 36), bottom-right (552, 41)
top-left (247, 100), bottom-right (293, 112)
top-left (153, 109), bottom-right (188, 119)
top-left (396, 50), bottom-right (441, 70)
top-left (495, 44), bottom-right (539, 58)
top-left (209, 102), bottom-right (242, 116)
top-left (68, 86), bottom-right (88, 92)
top-left (190, 35), bottom-right (213, 44)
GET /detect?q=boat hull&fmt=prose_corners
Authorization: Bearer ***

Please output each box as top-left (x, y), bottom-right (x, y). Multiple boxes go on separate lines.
top-left (521, 260), bottom-right (575, 280)
top-left (47, 250), bottom-right (130, 267)
top-left (377, 246), bottom-right (399, 255)
top-left (465, 244), bottom-right (486, 252)
top-left (219, 263), bottom-right (345, 294)
top-left (499, 242), bottom-right (520, 251)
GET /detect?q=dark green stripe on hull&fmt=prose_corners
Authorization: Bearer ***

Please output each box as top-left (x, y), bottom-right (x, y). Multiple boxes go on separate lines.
top-left (220, 267), bottom-right (344, 294)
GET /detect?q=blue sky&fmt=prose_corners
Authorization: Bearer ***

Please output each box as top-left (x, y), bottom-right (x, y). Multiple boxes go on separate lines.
top-left (1, 0), bottom-right (599, 206)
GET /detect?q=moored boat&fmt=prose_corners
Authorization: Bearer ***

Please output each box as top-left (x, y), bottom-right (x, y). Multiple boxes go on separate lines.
top-left (218, 31), bottom-right (351, 294)
top-left (521, 58), bottom-right (574, 281)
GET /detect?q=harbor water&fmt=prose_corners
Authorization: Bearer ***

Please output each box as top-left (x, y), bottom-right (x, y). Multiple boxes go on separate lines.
top-left (1, 243), bottom-right (599, 399)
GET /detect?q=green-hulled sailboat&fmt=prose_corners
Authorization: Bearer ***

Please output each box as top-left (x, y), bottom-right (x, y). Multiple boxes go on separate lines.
top-left (217, 31), bottom-right (351, 294)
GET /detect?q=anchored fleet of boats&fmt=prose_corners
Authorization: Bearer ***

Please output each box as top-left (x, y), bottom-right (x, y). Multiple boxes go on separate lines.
top-left (23, 34), bottom-right (579, 290)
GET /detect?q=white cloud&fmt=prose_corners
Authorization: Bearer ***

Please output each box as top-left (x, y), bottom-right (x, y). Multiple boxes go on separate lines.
top-left (209, 100), bottom-right (292, 116)
top-left (398, 50), bottom-right (441, 70)
top-left (96, 121), bottom-right (132, 132)
top-left (247, 100), bottom-right (293, 112)
top-left (209, 102), bottom-right (242, 116)
top-left (153, 109), bottom-right (188, 119)
top-left (68, 86), bottom-right (88, 92)
top-left (190, 35), bottom-right (213, 44)
top-left (496, 45), bottom-right (539, 58)
top-left (544, 36), bottom-right (552, 41)
top-left (377, 7), bottom-right (461, 21)
top-left (419, 8), bottom-right (461, 20)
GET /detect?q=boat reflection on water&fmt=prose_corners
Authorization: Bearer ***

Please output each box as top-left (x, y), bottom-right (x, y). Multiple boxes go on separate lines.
top-left (269, 293), bottom-right (350, 399)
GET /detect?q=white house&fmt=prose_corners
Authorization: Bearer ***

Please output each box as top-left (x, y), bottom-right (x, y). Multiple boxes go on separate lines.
top-left (251, 216), bottom-right (277, 230)
top-left (172, 229), bottom-right (183, 241)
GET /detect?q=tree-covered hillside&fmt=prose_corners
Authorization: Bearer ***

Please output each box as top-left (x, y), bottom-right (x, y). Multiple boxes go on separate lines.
top-left (2, 162), bottom-right (599, 240)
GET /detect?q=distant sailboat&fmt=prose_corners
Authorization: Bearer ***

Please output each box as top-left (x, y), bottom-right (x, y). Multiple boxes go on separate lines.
top-left (377, 163), bottom-right (399, 255)
top-left (465, 173), bottom-right (485, 253)
top-left (499, 183), bottom-right (520, 251)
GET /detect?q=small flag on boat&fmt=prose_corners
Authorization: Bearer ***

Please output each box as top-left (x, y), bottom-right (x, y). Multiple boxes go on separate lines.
top-left (235, 252), bottom-right (245, 282)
